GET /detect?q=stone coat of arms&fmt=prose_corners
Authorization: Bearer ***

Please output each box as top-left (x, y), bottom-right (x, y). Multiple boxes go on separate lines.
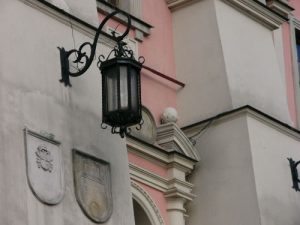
top-left (73, 150), bottom-right (113, 223)
top-left (24, 128), bottom-right (64, 205)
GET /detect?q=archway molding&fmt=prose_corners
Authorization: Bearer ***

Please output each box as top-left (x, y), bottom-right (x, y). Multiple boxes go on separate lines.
top-left (131, 181), bottom-right (165, 225)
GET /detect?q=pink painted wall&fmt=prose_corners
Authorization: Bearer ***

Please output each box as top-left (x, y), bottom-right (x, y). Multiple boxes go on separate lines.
top-left (290, 0), bottom-right (300, 19)
top-left (281, 1), bottom-right (300, 127)
top-left (139, 0), bottom-right (177, 124)
top-left (282, 23), bottom-right (297, 126)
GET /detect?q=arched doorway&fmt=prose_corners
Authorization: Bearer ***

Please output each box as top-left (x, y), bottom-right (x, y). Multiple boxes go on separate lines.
top-left (133, 198), bottom-right (152, 225)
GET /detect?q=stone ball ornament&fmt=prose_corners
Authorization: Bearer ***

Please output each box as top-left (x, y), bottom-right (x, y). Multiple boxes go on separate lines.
top-left (161, 107), bottom-right (178, 124)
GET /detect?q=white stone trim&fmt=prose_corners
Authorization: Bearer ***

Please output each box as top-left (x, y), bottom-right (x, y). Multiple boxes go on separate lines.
top-left (156, 123), bottom-right (200, 161)
top-left (131, 181), bottom-right (165, 225)
top-left (129, 163), bottom-right (195, 200)
top-left (221, 0), bottom-right (286, 30)
top-left (127, 138), bottom-right (196, 171)
top-left (130, 163), bottom-right (169, 192)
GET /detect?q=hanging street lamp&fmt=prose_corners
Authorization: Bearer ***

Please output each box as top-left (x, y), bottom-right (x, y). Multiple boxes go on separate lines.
top-left (58, 11), bottom-right (144, 138)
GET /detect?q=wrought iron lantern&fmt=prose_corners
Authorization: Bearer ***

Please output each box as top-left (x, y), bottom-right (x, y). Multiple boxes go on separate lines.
top-left (59, 11), bottom-right (144, 138)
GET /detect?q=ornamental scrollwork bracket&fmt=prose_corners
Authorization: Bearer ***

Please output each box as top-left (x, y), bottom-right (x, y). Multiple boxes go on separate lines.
top-left (58, 10), bottom-right (131, 87)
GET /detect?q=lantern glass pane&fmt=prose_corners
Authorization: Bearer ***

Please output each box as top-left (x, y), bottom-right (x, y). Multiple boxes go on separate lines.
top-left (119, 66), bottom-right (129, 110)
top-left (107, 70), bottom-right (118, 112)
top-left (130, 68), bottom-right (138, 112)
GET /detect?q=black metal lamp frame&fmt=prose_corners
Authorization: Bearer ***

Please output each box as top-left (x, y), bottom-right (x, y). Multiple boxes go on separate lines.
top-left (58, 10), bottom-right (144, 138)
top-left (288, 158), bottom-right (300, 191)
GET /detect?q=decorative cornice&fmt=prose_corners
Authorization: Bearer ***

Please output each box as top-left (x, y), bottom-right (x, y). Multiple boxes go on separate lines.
top-left (127, 137), bottom-right (198, 171)
top-left (156, 123), bottom-right (200, 161)
top-left (129, 163), bottom-right (196, 201)
top-left (182, 105), bottom-right (300, 141)
top-left (129, 163), bottom-right (168, 192)
top-left (266, 0), bottom-right (294, 19)
top-left (221, 0), bottom-right (287, 30)
top-left (166, 0), bottom-right (200, 11)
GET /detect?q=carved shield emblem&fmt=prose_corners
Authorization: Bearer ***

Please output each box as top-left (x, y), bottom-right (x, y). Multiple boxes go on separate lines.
top-left (73, 150), bottom-right (113, 223)
top-left (24, 128), bottom-right (64, 205)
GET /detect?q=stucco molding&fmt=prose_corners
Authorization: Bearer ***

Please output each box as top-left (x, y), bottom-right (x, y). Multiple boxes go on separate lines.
top-left (221, 0), bottom-right (287, 30)
top-left (165, 0), bottom-right (200, 11)
top-left (131, 181), bottom-right (165, 225)
top-left (129, 163), bottom-right (195, 200)
top-left (156, 123), bottom-right (200, 161)
top-left (127, 137), bottom-right (197, 171)
top-left (266, 0), bottom-right (294, 18)
top-left (129, 163), bottom-right (168, 192)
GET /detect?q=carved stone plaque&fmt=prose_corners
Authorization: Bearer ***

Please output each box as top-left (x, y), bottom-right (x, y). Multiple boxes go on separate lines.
top-left (73, 150), bottom-right (113, 223)
top-left (24, 128), bottom-right (64, 205)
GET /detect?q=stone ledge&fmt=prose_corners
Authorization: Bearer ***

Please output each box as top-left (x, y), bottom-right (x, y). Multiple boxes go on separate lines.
top-left (267, 0), bottom-right (294, 19)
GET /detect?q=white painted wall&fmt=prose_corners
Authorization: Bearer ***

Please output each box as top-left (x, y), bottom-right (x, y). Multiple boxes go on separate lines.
top-left (0, 1), bottom-right (134, 225)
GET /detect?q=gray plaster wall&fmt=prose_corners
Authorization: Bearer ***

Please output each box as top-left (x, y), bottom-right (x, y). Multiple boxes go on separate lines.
top-left (172, 0), bottom-right (292, 127)
top-left (248, 116), bottom-right (300, 225)
top-left (186, 114), bottom-right (261, 225)
top-left (185, 111), bottom-right (300, 225)
top-left (214, 0), bottom-right (291, 125)
top-left (0, 1), bottom-right (134, 225)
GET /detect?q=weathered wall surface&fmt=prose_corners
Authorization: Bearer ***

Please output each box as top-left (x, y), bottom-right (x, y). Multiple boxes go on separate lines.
top-left (215, 0), bottom-right (292, 125)
top-left (0, 1), bottom-right (134, 224)
top-left (185, 110), bottom-right (300, 225)
top-left (172, 0), bottom-right (232, 127)
top-left (172, 0), bottom-right (292, 127)
top-left (186, 114), bottom-right (261, 225)
top-left (248, 116), bottom-right (300, 225)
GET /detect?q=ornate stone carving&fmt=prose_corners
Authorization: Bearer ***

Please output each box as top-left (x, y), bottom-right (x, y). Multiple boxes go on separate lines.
top-left (73, 150), bottom-right (113, 223)
top-left (36, 145), bottom-right (53, 172)
top-left (24, 128), bottom-right (64, 205)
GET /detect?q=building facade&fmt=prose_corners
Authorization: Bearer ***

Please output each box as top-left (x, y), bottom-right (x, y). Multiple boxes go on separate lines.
top-left (1, 0), bottom-right (300, 225)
